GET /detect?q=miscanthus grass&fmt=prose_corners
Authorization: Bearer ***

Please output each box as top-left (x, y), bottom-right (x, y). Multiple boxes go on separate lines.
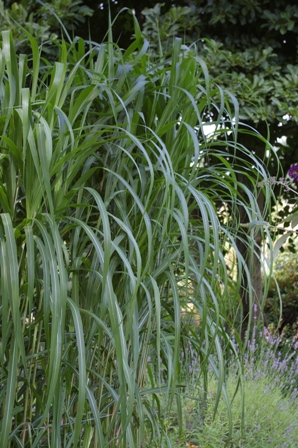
top-left (0, 15), bottom-right (276, 448)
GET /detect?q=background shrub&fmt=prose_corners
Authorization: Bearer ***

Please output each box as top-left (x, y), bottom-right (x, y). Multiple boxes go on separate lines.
top-left (264, 246), bottom-right (298, 337)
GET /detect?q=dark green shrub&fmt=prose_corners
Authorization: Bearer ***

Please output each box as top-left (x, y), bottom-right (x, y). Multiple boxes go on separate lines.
top-left (0, 0), bottom-right (93, 54)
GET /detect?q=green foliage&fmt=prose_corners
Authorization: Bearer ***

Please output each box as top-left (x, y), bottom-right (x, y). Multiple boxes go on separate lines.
top-left (156, 337), bottom-right (298, 447)
top-left (141, 1), bottom-right (298, 124)
top-left (141, 0), bottom-right (298, 175)
top-left (197, 374), bottom-right (298, 447)
top-left (0, 17), bottom-right (275, 448)
top-left (142, 3), bottom-right (197, 53)
top-left (265, 246), bottom-right (298, 335)
top-left (0, 0), bottom-right (93, 53)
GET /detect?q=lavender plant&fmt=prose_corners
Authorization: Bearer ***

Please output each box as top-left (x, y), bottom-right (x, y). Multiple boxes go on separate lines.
top-left (160, 330), bottom-right (298, 447)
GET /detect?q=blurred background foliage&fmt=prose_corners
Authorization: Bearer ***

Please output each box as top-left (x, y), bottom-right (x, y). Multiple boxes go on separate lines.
top-left (265, 242), bottom-right (298, 338)
top-left (0, 0), bottom-right (93, 54)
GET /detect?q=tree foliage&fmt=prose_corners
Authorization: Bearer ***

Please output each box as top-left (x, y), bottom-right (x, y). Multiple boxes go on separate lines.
top-left (265, 247), bottom-right (298, 335)
top-left (0, 0), bottom-right (93, 54)
top-left (130, 1), bottom-right (298, 173)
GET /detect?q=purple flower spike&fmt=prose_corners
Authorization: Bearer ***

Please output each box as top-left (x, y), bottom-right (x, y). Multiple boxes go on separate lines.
top-left (288, 163), bottom-right (298, 186)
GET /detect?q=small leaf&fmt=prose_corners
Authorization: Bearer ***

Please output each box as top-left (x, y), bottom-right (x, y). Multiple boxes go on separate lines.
top-left (291, 214), bottom-right (298, 229)
top-left (273, 232), bottom-right (292, 260)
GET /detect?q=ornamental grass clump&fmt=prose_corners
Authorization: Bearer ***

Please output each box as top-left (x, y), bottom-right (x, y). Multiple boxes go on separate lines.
top-left (0, 17), bottom-right (275, 448)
